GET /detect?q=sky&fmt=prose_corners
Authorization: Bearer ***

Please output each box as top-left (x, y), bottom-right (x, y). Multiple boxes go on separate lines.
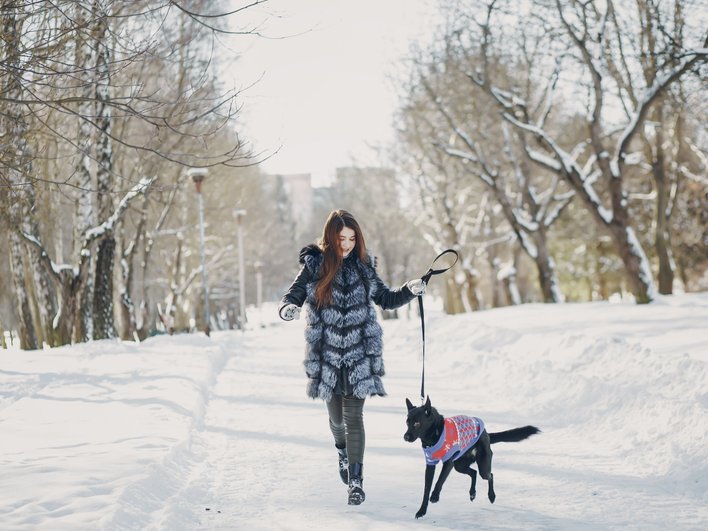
top-left (224, 0), bottom-right (439, 187)
top-left (2, 293), bottom-right (707, 529)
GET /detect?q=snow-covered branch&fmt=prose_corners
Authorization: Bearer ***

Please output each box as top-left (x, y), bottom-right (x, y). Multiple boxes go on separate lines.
top-left (19, 231), bottom-right (74, 282)
top-left (83, 176), bottom-right (156, 246)
top-left (504, 113), bottom-right (613, 224)
top-left (612, 47), bottom-right (708, 177)
top-left (526, 147), bottom-right (562, 172)
top-left (543, 191), bottom-right (574, 227)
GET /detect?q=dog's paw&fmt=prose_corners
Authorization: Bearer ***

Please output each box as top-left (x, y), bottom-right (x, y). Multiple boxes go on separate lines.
top-left (488, 491), bottom-right (496, 504)
top-left (415, 507), bottom-right (427, 519)
top-left (469, 490), bottom-right (476, 502)
top-left (430, 492), bottom-right (440, 503)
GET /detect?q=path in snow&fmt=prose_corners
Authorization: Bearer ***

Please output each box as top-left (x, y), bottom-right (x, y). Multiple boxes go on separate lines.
top-left (2, 296), bottom-right (706, 530)
top-left (146, 299), bottom-right (707, 530)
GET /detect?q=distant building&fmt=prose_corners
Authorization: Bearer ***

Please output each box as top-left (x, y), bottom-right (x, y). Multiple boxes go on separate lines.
top-left (335, 166), bottom-right (395, 182)
top-left (272, 173), bottom-right (313, 238)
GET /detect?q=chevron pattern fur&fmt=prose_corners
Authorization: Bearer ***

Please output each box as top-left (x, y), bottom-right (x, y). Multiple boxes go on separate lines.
top-left (301, 252), bottom-right (385, 400)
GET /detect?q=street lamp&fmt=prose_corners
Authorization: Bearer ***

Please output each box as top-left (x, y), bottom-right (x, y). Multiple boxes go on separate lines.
top-left (189, 167), bottom-right (210, 336)
top-left (253, 260), bottom-right (263, 327)
top-left (234, 209), bottom-right (247, 330)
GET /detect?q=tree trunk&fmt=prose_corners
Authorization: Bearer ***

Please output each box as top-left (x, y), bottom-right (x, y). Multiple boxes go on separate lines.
top-left (650, 112), bottom-right (674, 295)
top-left (443, 277), bottom-right (466, 314)
top-left (501, 274), bottom-right (521, 306)
top-left (56, 272), bottom-right (80, 346)
top-left (654, 168), bottom-right (674, 294)
top-left (118, 228), bottom-right (137, 341)
top-left (76, 274), bottom-right (94, 341)
top-left (534, 229), bottom-right (563, 303)
top-left (0, 320), bottom-right (7, 349)
top-left (608, 223), bottom-right (655, 304)
top-left (489, 256), bottom-right (503, 308)
top-left (21, 180), bottom-right (58, 345)
top-left (74, 3), bottom-right (97, 341)
top-left (93, 237), bottom-right (116, 338)
top-left (8, 232), bottom-right (38, 350)
top-left (91, 2), bottom-right (116, 339)
top-left (463, 266), bottom-right (482, 311)
top-left (2, 3), bottom-right (44, 349)
top-left (162, 237), bottom-right (184, 334)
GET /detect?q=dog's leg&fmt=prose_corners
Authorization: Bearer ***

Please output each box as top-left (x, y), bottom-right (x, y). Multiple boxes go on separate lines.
top-left (487, 471), bottom-right (495, 504)
top-left (453, 459), bottom-right (477, 501)
top-left (415, 464), bottom-right (436, 519)
top-left (430, 460), bottom-right (454, 503)
top-left (477, 447), bottom-right (495, 503)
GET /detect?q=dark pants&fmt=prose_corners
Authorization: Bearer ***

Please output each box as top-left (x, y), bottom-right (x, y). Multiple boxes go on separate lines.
top-left (326, 395), bottom-right (365, 464)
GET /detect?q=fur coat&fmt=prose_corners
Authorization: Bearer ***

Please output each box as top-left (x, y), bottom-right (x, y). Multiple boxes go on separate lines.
top-left (280, 245), bottom-right (415, 401)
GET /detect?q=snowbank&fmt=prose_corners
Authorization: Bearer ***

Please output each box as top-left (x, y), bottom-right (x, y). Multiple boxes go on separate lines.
top-left (1, 294), bottom-right (707, 530)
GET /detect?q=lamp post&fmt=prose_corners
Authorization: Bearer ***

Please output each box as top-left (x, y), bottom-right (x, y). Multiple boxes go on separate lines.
top-left (253, 260), bottom-right (263, 327)
top-left (189, 167), bottom-right (210, 336)
top-left (234, 209), bottom-right (247, 330)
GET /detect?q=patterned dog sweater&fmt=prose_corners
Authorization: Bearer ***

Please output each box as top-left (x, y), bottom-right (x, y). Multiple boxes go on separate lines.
top-left (423, 415), bottom-right (485, 465)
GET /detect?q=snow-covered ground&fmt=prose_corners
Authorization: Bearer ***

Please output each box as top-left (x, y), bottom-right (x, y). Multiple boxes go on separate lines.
top-left (2, 294), bottom-right (707, 530)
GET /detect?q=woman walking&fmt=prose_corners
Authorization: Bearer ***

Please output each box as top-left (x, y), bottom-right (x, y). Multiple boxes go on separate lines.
top-left (279, 209), bottom-right (425, 505)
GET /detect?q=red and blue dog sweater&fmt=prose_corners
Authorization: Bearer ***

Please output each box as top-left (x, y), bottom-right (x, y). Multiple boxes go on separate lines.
top-left (423, 415), bottom-right (485, 465)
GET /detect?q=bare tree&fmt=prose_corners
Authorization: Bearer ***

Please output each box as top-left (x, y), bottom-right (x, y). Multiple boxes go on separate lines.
top-left (22, 177), bottom-right (155, 344)
top-left (1, 0), bottom-right (264, 348)
top-left (606, 0), bottom-right (705, 294)
top-left (438, 0), bottom-right (706, 303)
top-left (415, 58), bottom-right (573, 302)
top-left (395, 105), bottom-right (488, 312)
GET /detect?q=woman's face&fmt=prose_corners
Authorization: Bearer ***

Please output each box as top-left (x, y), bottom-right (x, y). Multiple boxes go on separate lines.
top-left (338, 226), bottom-right (356, 258)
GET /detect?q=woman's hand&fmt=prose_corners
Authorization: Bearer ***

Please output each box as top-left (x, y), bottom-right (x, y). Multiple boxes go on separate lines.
top-left (280, 303), bottom-right (301, 321)
top-left (406, 279), bottom-right (426, 296)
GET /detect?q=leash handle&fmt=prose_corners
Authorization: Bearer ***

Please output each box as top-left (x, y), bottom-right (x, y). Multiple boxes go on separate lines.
top-left (420, 249), bottom-right (459, 284)
top-left (418, 249), bottom-right (459, 403)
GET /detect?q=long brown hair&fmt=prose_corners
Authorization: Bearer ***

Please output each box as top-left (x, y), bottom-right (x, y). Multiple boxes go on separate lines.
top-left (315, 209), bottom-right (367, 308)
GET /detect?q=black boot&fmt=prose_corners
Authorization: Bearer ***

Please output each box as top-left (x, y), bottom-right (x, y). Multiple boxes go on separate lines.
top-left (347, 463), bottom-right (365, 505)
top-left (337, 446), bottom-right (348, 485)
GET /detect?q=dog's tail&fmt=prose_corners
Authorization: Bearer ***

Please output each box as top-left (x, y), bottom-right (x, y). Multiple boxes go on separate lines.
top-left (489, 426), bottom-right (540, 444)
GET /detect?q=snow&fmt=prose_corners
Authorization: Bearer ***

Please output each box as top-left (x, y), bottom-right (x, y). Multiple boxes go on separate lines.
top-left (626, 227), bottom-right (658, 302)
top-left (526, 148), bottom-right (562, 172)
top-left (2, 295), bottom-right (708, 530)
top-left (514, 211), bottom-right (539, 233)
top-left (517, 231), bottom-right (538, 259)
top-left (542, 194), bottom-right (572, 227)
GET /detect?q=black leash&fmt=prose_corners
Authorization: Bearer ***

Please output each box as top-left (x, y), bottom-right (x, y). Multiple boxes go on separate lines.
top-left (417, 249), bottom-right (459, 403)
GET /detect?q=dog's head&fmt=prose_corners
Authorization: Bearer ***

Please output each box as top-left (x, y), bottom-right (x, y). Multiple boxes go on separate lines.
top-left (404, 396), bottom-right (439, 443)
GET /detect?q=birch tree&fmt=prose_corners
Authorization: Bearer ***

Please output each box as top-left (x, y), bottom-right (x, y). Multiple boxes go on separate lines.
top-left (91, 0), bottom-right (115, 339)
top-left (73, 2), bottom-right (97, 341)
top-left (21, 177), bottom-right (155, 344)
top-left (1, 0), bottom-right (263, 347)
top-left (1, 1), bottom-right (56, 348)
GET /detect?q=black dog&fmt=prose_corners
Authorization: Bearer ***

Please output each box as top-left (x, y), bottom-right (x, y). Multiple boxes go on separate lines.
top-left (404, 397), bottom-right (539, 519)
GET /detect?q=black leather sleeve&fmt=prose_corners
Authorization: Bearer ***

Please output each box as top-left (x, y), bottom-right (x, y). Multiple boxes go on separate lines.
top-left (371, 271), bottom-right (416, 310)
top-left (279, 265), bottom-right (313, 317)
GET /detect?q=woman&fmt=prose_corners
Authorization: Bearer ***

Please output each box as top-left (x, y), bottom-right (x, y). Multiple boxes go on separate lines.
top-left (279, 209), bottom-right (425, 506)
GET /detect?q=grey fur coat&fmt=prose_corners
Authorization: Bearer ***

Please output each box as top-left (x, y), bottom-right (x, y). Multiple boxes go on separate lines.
top-left (280, 245), bottom-right (415, 401)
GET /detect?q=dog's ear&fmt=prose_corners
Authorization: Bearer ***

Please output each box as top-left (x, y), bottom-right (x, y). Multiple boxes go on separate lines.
top-left (424, 395), bottom-right (431, 415)
top-left (405, 398), bottom-right (415, 411)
